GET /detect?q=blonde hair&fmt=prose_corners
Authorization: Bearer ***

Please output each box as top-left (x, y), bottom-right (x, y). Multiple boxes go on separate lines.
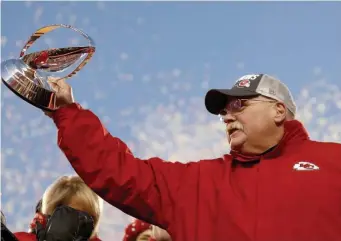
top-left (42, 175), bottom-right (103, 237)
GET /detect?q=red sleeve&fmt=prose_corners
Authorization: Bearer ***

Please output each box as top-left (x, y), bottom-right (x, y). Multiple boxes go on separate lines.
top-left (52, 103), bottom-right (197, 228)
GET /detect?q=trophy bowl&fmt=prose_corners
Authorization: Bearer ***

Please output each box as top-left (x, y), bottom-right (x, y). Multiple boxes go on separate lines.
top-left (1, 24), bottom-right (95, 111)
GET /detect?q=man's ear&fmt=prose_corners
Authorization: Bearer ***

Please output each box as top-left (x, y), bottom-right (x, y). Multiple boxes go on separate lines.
top-left (273, 102), bottom-right (287, 124)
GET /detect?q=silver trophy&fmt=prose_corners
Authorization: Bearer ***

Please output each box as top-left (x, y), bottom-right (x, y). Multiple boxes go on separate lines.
top-left (1, 24), bottom-right (95, 111)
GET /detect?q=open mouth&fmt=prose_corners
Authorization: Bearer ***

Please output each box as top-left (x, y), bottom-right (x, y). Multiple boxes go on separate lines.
top-left (228, 128), bottom-right (240, 135)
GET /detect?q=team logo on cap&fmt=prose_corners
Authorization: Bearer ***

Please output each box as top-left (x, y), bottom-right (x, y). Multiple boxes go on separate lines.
top-left (237, 79), bottom-right (251, 88)
top-left (235, 74), bottom-right (259, 88)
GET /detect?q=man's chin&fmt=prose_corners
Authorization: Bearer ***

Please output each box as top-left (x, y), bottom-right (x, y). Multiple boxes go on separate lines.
top-left (229, 138), bottom-right (247, 152)
top-left (230, 144), bottom-right (242, 152)
top-left (230, 141), bottom-right (243, 151)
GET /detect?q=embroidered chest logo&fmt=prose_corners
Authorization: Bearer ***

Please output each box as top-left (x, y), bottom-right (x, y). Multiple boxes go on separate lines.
top-left (293, 161), bottom-right (320, 171)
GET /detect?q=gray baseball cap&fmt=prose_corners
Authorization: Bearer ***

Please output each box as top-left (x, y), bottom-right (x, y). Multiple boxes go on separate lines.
top-left (205, 74), bottom-right (296, 116)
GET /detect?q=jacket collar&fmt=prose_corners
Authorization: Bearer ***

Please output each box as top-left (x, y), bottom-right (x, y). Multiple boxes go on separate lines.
top-left (227, 120), bottom-right (309, 162)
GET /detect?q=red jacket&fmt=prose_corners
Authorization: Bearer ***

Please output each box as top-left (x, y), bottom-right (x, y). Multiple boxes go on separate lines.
top-left (53, 103), bottom-right (341, 241)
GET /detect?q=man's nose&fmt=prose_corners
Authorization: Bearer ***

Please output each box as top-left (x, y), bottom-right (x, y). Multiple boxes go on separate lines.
top-left (222, 112), bottom-right (236, 124)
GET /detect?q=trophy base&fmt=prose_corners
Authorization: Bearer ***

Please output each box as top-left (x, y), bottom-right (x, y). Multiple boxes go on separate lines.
top-left (1, 59), bottom-right (57, 112)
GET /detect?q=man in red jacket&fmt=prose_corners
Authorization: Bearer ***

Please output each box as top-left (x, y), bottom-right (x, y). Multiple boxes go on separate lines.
top-left (47, 74), bottom-right (341, 241)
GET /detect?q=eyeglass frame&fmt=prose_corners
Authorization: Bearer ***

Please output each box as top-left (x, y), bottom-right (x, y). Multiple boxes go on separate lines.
top-left (218, 98), bottom-right (278, 122)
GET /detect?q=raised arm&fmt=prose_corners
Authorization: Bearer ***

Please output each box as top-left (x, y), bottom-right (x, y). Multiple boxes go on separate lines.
top-left (52, 103), bottom-right (197, 228)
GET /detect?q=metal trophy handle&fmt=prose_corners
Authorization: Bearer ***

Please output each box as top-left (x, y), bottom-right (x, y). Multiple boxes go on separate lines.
top-left (1, 24), bottom-right (96, 111)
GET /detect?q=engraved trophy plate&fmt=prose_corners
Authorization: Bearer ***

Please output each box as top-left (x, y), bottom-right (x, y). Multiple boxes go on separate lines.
top-left (1, 24), bottom-right (95, 111)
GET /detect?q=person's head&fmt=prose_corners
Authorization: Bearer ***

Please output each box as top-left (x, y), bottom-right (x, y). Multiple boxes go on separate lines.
top-left (205, 74), bottom-right (296, 154)
top-left (28, 198), bottom-right (43, 233)
top-left (1, 211), bottom-right (6, 225)
top-left (41, 175), bottom-right (103, 238)
top-left (123, 219), bottom-right (152, 241)
top-left (151, 225), bottom-right (172, 241)
top-left (35, 199), bottom-right (42, 214)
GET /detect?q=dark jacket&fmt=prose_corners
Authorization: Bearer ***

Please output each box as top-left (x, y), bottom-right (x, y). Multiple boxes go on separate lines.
top-left (14, 232), bottom-right (102, 241)
top-left (53, 103), bottom-right (341, 241)
top-left (2, 223), bottom-right (19, 241)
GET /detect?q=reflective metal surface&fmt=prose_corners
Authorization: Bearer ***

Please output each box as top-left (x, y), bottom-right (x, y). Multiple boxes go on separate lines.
top-left (2, 58), bottom-right (56, 110)
top-left (1, 24), bottom-right (95, 111)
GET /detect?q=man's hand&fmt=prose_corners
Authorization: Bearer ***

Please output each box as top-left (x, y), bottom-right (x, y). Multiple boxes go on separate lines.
top-left (44, 78), bottom-right (75, 117)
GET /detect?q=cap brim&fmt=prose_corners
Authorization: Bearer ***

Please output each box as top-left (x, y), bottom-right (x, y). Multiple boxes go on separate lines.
top-left (205, 88), bottom-right (259, 115)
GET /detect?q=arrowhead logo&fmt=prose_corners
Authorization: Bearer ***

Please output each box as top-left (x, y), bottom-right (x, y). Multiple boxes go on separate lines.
top-left (293, 161), bottom-right (320, 171)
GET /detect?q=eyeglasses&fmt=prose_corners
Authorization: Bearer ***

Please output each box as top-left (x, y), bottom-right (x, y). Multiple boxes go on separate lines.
top-left (219, 98), bottom-right (277, 121)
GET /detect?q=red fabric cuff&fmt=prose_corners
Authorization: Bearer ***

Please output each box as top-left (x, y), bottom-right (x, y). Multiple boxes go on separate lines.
top-left (52, 103), bottom-right (83, 129)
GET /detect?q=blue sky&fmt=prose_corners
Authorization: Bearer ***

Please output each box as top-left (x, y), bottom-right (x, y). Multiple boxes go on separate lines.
top-left (1, 1), bottom-right (341, 240)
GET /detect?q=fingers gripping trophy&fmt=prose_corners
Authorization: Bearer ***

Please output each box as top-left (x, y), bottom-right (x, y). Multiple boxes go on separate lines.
top-left (1, 24), bottom-right (95, 112)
